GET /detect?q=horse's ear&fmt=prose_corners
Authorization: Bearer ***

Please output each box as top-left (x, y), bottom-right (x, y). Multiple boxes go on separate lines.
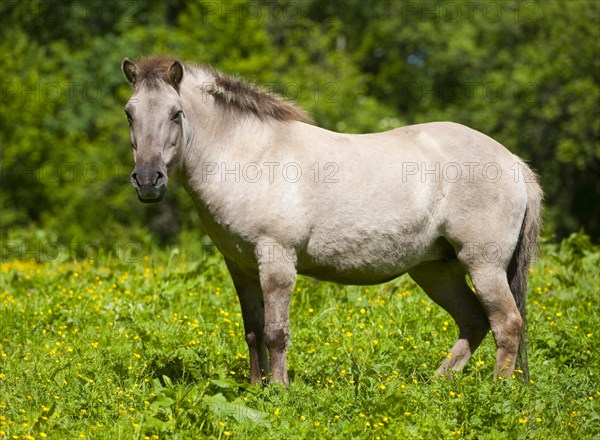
top-left (169, 60), bottom-right (184, 91)
top-left (122, 58), bottom-right (138, 85)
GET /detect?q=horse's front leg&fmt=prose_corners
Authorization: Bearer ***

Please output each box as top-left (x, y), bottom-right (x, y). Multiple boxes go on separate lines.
top-left (225, 259), bottom-right (269, 385)
top-left (257, 243), bottom-right (296, 386)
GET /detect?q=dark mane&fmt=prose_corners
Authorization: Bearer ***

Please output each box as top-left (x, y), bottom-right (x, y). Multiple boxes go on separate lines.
top-left (133, 55), bottom-right (312, 124)
top-left (207, 72), bottom-right (313, 124)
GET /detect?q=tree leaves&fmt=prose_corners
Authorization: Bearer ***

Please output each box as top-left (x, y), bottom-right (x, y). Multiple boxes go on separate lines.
top-left (1, 0), bottom-right (598, 243)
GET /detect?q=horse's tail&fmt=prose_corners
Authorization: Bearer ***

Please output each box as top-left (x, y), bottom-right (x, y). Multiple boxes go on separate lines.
top-left (507, 159), bottom-right (543, 383)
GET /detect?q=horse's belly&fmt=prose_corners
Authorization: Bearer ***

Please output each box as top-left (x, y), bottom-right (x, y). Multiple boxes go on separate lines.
top-left (299, 263), bottom-right (407, 285)
top-left (297, 229), bottom-right (448, 285)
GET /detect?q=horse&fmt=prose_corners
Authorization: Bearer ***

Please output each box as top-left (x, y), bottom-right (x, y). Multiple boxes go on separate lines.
top-left (121, 55), bottom-right (542, 386)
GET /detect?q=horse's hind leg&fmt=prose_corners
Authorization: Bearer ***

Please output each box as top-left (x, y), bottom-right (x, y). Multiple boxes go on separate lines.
top-left (462, 262), bottom-right (523, 379)
top-left (409, 260), bottom-right (490, 376)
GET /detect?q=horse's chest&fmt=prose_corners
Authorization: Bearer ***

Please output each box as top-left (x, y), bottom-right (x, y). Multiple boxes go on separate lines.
top-left (195, 207), bottom-right (261, 268)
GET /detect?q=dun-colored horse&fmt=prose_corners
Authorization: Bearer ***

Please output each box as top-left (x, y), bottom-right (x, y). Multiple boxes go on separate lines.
top-left (122, 55), bottom-right (542, 386)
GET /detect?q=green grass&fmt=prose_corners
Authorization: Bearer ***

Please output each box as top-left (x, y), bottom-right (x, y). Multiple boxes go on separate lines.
top-left (1, 233), bottom-right (599, 439)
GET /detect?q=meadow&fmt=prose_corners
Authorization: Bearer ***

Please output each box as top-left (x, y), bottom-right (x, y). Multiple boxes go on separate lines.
top-left (1, 232), bottom-right (598, 439)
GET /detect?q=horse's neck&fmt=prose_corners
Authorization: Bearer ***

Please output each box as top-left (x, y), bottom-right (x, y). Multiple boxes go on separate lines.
top-left (184, 111), bottom-right (272, 162)
top-left (178, 91), bottom-right (275, 200)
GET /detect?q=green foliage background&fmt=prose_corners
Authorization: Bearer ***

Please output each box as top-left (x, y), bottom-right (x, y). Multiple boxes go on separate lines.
top-left (1, 0), bottom-right (599, 249)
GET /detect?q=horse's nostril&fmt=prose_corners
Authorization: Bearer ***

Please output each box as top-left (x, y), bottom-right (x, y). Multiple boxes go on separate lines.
top-left (153, 171), bottom-right (165, 186)
top-left (131, 172), bottom-right (141, 188)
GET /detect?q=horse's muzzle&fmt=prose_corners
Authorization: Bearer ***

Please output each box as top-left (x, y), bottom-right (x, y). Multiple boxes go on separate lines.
top-left (131, 169), bottom-right (167, 203)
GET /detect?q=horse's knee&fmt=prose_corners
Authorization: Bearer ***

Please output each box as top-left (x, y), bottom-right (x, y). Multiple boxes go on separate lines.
top-left (263, 322), bottom-right (289, 351)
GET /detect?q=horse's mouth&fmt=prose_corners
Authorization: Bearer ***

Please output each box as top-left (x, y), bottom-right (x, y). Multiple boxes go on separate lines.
top-left (138, 194), bottom-right (164, 204)
top-left (136, 186), bottom-right (166, 203)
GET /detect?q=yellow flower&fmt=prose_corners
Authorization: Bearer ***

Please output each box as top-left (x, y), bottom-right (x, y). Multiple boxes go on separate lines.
top-left (519, 418), bottom-right (528, 424)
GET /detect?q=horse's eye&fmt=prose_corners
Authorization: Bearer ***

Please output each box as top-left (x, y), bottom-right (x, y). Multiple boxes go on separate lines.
top-left (171, 110), bottom-right (183, 122)
top-left (125, 110), bottom-right (133, 125)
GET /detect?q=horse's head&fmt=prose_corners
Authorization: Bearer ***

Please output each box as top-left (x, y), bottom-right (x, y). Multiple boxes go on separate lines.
top-left (121, 57), bottom-right (185, 203)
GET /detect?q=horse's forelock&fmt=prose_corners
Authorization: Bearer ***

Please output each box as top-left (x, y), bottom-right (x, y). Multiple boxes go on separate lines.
top-left (134, 55), bottom-right (180, 90)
